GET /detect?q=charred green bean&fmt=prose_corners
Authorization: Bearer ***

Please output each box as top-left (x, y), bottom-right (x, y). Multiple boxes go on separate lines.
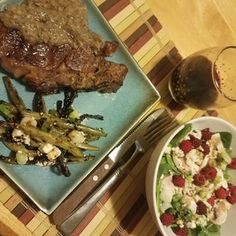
top-left (3, 77), bottom-right (26, 113)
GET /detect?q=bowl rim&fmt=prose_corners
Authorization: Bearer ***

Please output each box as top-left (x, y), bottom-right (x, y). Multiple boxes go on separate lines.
top-left (150, 116), bottom-right (236, 236)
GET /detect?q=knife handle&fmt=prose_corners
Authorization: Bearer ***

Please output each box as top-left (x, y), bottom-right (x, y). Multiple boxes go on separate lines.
top-left (51, 156), bottom-right (116, 225)
top-left (60, 168), bottom-right (123, 235)
top-left (59, 143), bottom-right (141, 235)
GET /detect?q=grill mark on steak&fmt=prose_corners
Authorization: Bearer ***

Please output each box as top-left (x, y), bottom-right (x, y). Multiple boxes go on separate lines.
top-left (0, 1), bottom-right (128, 94)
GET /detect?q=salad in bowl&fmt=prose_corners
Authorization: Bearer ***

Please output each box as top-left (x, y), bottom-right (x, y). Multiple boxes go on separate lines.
top-left (146, 117), bottom-right (236, 236)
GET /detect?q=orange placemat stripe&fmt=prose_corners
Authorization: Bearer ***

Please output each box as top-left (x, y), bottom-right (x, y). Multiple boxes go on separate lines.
top-left (99, 0), bottom-right (130, 20)
top-left (19, 209), bottom-right (35, 225)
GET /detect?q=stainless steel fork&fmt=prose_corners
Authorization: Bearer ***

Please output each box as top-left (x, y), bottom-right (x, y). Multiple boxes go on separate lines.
top-left (59, 108), bottom-right (178, 235)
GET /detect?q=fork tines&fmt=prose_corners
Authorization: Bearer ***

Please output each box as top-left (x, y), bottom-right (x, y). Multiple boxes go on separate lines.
top-left (144, 109), bottom-right (178, 144)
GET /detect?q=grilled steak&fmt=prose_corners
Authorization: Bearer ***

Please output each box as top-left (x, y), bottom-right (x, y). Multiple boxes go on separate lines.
top-left (0, 0), bottom-right (128, 94)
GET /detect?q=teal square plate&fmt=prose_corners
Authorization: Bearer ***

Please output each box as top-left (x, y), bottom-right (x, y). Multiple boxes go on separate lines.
top-left (0, 0), bottom-right (160, 214)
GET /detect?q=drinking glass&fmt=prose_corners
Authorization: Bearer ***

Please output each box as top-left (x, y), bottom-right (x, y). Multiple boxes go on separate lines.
top-left (168, 46), bottom-right (236, 110)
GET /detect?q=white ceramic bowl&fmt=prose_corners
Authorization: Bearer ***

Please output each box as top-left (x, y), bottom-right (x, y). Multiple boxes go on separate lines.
top-left (145, 116), bottom-right (236, 236)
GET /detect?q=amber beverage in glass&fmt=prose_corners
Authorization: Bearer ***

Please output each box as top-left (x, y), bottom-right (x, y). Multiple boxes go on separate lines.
top-left (169, 46), bottom-right (236, 110)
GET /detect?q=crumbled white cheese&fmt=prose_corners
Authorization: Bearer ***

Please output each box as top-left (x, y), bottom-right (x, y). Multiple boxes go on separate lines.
top-left (68, 130), bottom-right (86, 146)
top-left (176, 219), bottom-right (184, 227)
top-left (172, 147), bottom-right (188, 173)
top-left (47, 146), bottom-right (61, 161)
top-left (28, 156), bottom-right (34, 161)
top-left (39, 143), bottom-right (54, 154)
top-left (172, 146), bottom-right (185, 158)
top-left (195, 215), bottom-right (208, 227)
top-left (38, 143), bottom-right (61, 161)
top-left (160, 175), bottom-right (176, 212)
top-left (185, 149), bottom-right (203, 174)
top-left (165, 145), bottom-right (172, 155)
top-left (182, 195), bottom-right (197, 214)
top-left (183, 181), bottom-right (197, 197)
top-left (186, 221), bottom-right (196, 229)
top-left (12, 128), bottom-right (30, 145)
top-left (20, 116), bottom-right (37, 127)
top-left (211, 133), bottom-right (225, 152)
top-left (35, 161), bottom-right (44, 166)
top-left (209, 133), bottom-right (231, 163)
top-left (214, 168), bottom-right (228, 189)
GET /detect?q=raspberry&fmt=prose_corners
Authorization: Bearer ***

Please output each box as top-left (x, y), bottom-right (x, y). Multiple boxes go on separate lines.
top-left (196, 200), bottom-right (207, 215)
top-left (201, 128), bottom-right (212, 141)
top-left (172, 175), bottom-right (185, 187)
top-left (201, 143), bottom-right (210, 155)
top-left (228, 157), bottom-right (236, 169)
top-left (189, 134), bottom-right (201, 148)
top-left (179, 140), bottom-right (193, 154)
top-left (201, 166), bottom-right (217, 181)
top-left (228, 184), bottom-right (236, 196)
top-left (215, 187), bottom-right (228, 199)
top-left (226, 195), bottom-right (236, 204)
top-left (172, 226), bottom-right (188, 236)
top-left (193, 173), bottom-right (206, 186)
top-left (160, 212), bottom-right (174, 226)
top-left (207, 196), bottom-right (215, 206)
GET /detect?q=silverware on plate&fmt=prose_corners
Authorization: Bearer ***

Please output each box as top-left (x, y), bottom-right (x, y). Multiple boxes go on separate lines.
top-left (59, 108), bottom-right (178, 235)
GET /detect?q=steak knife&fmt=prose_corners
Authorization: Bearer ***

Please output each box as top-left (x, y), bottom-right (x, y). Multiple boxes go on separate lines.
top-left (51, 108), bottom-right (167, 226)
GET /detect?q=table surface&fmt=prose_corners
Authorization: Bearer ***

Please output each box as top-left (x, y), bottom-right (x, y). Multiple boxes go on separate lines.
top-left (147, 0), bottom-right (236, 57)
top-left (1, 0), bottom-right (236, 235)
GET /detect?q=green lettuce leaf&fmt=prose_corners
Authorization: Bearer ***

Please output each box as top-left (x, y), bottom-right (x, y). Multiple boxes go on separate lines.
top-left (190, 224), bottom-right (221, 236)
top-left (220, 132), bottom-right (232, 149)
top-left (170, 123), bottom-right (192, 147)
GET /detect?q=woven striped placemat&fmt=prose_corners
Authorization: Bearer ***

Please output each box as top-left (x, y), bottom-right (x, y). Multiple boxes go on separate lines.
top-left (0, 0), bottom-right (212, 235)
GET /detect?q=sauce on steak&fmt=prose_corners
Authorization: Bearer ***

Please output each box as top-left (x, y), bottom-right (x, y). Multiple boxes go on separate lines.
top-left (0, 0), bottom-right (128, 94)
